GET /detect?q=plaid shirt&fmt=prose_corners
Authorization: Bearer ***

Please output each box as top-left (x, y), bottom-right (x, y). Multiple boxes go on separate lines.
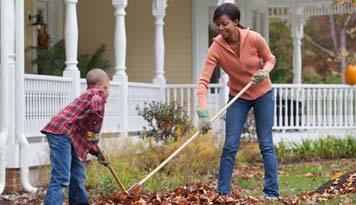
top-left (41, 88), bottom-right (106, 161)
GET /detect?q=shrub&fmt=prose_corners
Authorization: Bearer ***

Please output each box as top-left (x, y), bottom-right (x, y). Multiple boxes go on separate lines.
top-left (136, 101), bottom-right (192, 144)
top-left (274, 135), bottom-right (356, 163)
top-left (32, 39), bottom-right (110, 77)
top-left (85, 130), bottom-right (222, 194)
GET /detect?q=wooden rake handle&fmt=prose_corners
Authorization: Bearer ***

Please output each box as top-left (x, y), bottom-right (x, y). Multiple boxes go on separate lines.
top-left (95, 144), bottom-right (128, 194)
top-left (134, 81), bottom-right (253, 188)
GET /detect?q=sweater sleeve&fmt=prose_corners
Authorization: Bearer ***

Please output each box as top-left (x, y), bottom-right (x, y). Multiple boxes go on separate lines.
top-left (197, 43), bottom-right (220, 110)
top-left (88, 92), bottom-right (106, 133)
top-left (255, 33), bottom-right (276, 73)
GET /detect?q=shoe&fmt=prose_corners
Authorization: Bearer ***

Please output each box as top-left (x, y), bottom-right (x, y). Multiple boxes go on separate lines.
top-left (264, 194), bottom-right (279, 200)
top-left (217, 192), bottom-right (229, 196)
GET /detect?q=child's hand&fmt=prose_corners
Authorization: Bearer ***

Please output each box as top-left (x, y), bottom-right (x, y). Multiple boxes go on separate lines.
top-left (87, 131), bottom-right (101, 144)
top-left (97, 152), bottom-right (110, 167)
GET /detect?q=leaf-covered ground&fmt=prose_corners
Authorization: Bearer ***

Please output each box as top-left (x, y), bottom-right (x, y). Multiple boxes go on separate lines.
top-left (91, 171), bottom-right (356, 205)
top-left (1, 159), bottom-right (355, 204)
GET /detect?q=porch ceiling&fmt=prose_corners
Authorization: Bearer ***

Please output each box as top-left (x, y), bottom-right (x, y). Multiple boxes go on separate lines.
top-left (265, 0), bottom-right (356, 18)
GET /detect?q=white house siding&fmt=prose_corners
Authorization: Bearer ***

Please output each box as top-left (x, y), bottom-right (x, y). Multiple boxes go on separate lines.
top-left (77, 0), bottom-right (116, 77)
top-left (164, 0), bottom-right (193, 84)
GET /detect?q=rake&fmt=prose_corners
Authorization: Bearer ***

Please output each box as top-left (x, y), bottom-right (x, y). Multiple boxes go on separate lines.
top-left (94, 144), bottom-right (128, 194)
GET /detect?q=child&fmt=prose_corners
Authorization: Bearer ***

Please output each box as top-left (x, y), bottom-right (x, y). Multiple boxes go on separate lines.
top-left (41, 68), bottom-right (110, 205)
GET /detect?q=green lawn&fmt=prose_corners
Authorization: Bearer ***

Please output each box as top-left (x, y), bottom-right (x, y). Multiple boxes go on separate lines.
top-left (232, 159), bottom-right (356, 204)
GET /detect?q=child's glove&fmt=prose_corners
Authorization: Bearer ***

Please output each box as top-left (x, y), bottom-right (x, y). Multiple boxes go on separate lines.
top-left (97, 152), bottom-right (110, 167)
top-left (197, 109), bottom-right (211, 134)
top-left (87, 131), bottom-right (101, 144)
top-left (251, 69), bottom-right (268, 84)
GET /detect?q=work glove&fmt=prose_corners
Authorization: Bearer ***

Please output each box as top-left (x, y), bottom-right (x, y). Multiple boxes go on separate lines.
top-left (251, 69), bottom-right (268, 84)
top-left (87, 131), bottom-right (101, 144)
top-left (97, 152), bottom-right (110, 167)
top-left (197, 109), bottom-right (212, 134)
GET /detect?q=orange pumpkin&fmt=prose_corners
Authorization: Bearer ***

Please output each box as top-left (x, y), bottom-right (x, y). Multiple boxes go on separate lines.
top-left (345, 64), bottom-right (356, 85)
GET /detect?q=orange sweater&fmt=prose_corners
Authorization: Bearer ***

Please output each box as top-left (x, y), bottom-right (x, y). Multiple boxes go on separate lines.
top-left (197, 28), bottom-right (276, 109)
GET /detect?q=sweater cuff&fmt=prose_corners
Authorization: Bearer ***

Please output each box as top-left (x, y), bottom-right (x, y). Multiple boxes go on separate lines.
top-left (89, 146), bottom-right (98, 156)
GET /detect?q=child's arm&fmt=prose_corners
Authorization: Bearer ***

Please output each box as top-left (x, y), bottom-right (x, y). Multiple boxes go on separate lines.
top-left (88, 93), bottom-right (106, 133)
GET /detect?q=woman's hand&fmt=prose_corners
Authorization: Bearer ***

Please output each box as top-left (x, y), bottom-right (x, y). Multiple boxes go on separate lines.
top-left (251, 69), bottom-right (268, 84)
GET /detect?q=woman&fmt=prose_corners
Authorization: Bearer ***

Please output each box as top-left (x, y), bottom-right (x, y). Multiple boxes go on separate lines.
top-left (196, 3), bottom-right (279, 199)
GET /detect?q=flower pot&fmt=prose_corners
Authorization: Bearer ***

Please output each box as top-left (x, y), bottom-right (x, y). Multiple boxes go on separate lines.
top-left (345, 64), bottom-right (356, 85)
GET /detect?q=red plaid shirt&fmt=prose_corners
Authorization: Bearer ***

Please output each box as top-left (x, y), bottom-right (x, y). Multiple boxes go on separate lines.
top-left (41, 88), bottom-right (106, 161)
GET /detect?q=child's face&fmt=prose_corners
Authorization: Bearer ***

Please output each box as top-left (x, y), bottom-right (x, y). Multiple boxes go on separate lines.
top-left (101, 81), bottom-right (110, 99)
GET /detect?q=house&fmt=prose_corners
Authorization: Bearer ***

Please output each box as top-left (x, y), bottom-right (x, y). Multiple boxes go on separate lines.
top-left (1, 0), bottom-right (355, 194)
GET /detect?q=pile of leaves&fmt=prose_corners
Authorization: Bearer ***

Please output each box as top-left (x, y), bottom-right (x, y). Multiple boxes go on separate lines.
top-left (91, 171), bottom-right (356, 205)
top-left (297, 171), bottom-right (356, 204)
top-left (92, 183), bottom-right (271, 205)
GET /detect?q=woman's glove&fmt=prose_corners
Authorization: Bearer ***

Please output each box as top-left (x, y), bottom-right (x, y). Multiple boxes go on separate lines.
top-left (251, 69), bottom-right (268, 84)
top-left (97, 152), bottom-right (110, 167)
top-left (197, 109), bottom-right (211, 134)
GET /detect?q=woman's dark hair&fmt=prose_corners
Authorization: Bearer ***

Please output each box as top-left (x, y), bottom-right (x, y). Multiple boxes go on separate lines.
top-left (213, 3), bottom-right (245, 29)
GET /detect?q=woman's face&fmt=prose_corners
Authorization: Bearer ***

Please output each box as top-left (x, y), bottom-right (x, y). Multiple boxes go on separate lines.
top-left (215, 14), bottom-right (237, 39)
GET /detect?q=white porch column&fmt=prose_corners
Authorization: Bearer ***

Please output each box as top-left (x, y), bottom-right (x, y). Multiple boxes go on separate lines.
top-left (7, 0), bottom-right (19, 169)
top-left (218, 0), bottom-right (235, 4)
top-left (63, 0), bottom-right (80, 98)
top-left (291, 7), bottom-right (305, 84)
top-left (0, 0), bottom-right (12, 194)
top-left (152, 0), bottom-right (167, 86)
top-left (112, 0), bottom-right (128, 136)
top-left (261, 11), bottom-right (269, 43)
top-left (112, 0), bottom-right (127, 81)
top-left (15, 0), bottom-right (37, 192)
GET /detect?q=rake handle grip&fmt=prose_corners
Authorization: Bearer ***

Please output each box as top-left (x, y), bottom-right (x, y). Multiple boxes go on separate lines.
top-left (95, 144), bottom-right (128, 194)
top-left (136, 81), bottom-right (253, 187)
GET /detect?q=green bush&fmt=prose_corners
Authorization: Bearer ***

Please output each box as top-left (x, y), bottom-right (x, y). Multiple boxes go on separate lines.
top-left (324, 70), bottom-right (342, 84)
top-left (303, 67), bottom-right (322, 84)
top-left (32, 40), bottom-right (66, 76)
top-left (32, 39), bottom-right (110, 77)
top-left (274, 135), bottom-right (356, 163)
top-left (136, 101), bottom-right (192, 144)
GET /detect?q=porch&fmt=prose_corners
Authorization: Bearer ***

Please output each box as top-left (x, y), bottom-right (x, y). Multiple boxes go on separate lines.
top-left (23, 74), bottom-right (356, 167)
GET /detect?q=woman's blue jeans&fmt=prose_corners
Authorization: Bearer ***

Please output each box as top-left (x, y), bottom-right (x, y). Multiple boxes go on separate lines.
top-left (44, 133), bottom-right (89, 205)
top-left (216, 89), bottom-right (279, 197)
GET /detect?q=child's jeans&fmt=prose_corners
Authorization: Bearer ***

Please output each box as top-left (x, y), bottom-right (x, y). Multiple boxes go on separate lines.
top-left (44, 133), bottom-right (89, 205)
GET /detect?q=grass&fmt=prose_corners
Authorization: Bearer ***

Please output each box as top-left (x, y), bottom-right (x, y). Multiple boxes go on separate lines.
top-left (85, 132), bottom-right (356, 204)
top-left (231, 159), bottom-right (356, 204)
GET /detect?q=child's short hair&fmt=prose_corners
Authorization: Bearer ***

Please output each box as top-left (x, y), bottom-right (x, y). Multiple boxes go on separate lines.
top-left (86, 68), bottom-right (109, 88)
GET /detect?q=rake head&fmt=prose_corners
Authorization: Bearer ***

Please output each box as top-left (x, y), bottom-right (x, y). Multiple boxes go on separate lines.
top-left (127, 183), bottom-right (140, 194)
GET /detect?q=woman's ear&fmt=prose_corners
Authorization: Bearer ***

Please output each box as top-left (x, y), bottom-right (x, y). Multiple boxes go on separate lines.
top-left (234, 19), bottom-right (239, 26)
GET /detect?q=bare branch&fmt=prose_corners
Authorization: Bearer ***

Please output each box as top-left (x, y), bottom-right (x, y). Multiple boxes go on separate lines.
top-left (346, 13), bottom-right (356, 29)
top-left (329, 15), bottom-right (339, 53)
top-left (304, 34), bottom-right (336, 57)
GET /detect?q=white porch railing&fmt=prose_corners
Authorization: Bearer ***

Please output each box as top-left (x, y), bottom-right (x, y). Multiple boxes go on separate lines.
top-left (273, 84), bottom-right (355, 130)
top-left (23, 74), bottom-right (356, 167)
top-left (25, 74), bottom-right (72, 140)
top-left (165, 83), bottom-right (225, 130)
top-left (127, 82), bottom-right (162, 132)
